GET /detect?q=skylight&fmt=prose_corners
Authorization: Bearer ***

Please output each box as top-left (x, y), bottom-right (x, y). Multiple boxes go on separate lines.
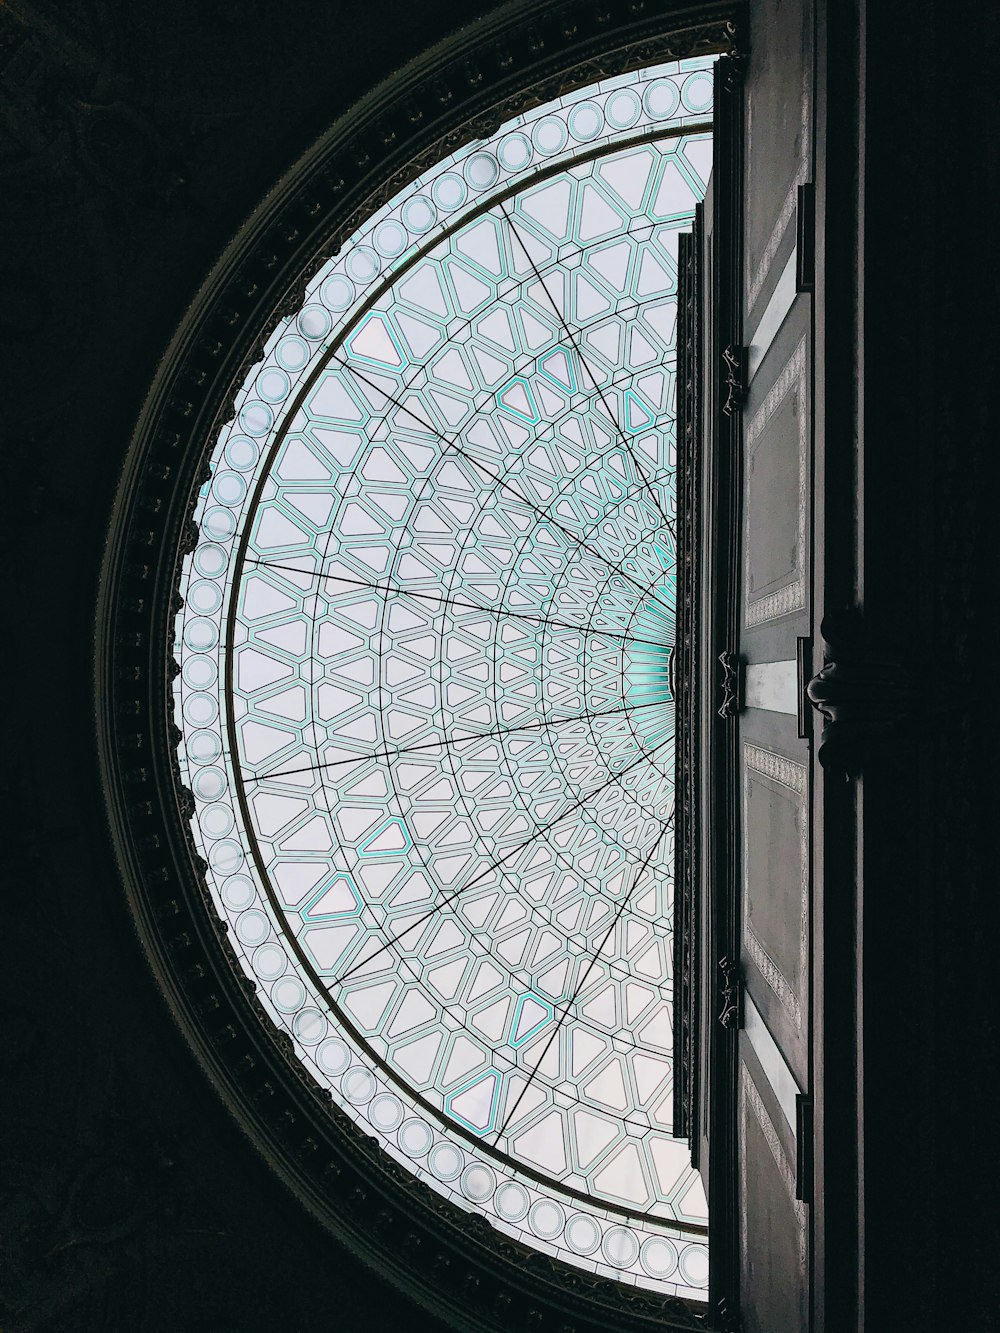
top-left (173, 56), bottom-right (712, 1296)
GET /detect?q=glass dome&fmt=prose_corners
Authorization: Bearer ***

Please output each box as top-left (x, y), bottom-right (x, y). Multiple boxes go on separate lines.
top-left (173, 56), bottom-right (712, 1296)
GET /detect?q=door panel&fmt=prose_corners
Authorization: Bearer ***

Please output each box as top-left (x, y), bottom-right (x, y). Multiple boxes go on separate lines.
top-left (738, 1050), bottom-right (809, 1333)
top-left (736, 0), bottom-right (815, 1328)
top-left (744, 0), bottom-right (813, 328)
top-left (740, 737), bottom-right (809, 1087)
top-left (677, 11), bottom-right (817, 1326)
top-left (743, 296), bottom-right (811, 655)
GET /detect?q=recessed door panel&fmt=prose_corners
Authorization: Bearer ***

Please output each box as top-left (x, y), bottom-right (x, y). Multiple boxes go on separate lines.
top-left (744, 0), bottom-right (813, 327)
top-left (736, 2), bottom-right (815, 1329)
top-left (741, 741), bottom-right (809, 1086)
top-left (738, 1055), bottom-right (809, 1333)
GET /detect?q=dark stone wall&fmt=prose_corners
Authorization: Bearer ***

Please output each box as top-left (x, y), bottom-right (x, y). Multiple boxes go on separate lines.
top-left (853, 2), bottom-right (1000, 1331)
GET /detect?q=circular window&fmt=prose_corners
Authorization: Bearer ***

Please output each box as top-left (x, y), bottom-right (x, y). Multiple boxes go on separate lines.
top-left (100, 15), bottom-right (731, 1328)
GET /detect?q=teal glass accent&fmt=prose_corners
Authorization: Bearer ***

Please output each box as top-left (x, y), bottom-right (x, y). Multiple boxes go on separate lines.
top-left (174, 59), bottom-right (715, 1297)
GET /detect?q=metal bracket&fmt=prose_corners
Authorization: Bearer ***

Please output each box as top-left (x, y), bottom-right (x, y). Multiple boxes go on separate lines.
top-left (722, 344), bottom-right (747, 417)
top-left (718, 651), bottom-right (741, 719)
top-left (715, 1295), bottom-right (741, 1333)
top-left (718, 50), bottom-right (748, 92)
top-left (718, 956), bottom-right (743, 1030)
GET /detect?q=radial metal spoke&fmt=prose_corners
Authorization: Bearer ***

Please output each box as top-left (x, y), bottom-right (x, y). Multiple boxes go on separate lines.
top-left (251, 557), bottom-right (669, 649)
top-left (489, 824), bottom-right (670, 1145)
top-left (330, 732), bottom-right (674, 989)
top-left (251, 695), bottom-right (670, 782)
top-left (498, 199), bottom-right (677, 539)
top-left (330, 352), bottom-right (676, 620)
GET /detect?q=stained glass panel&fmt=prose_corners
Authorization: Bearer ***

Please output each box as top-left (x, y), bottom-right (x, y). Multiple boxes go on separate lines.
top-left (174, 58), bottom-right (713, 1296)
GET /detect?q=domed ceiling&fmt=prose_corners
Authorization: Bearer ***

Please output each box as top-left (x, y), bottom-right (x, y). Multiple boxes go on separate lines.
top-left (173, 56), bottom-right (712, 1296)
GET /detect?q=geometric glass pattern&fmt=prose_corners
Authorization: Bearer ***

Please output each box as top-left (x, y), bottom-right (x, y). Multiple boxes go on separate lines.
top-left (174, 57), bottom-right (713, 1296)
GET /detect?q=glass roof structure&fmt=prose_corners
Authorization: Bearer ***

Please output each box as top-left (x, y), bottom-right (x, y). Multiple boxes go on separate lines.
top-left (174, 57), bottom-right (712, 1296)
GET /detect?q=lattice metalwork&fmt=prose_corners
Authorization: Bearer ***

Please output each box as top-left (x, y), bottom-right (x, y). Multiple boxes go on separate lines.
top-left (174, 58), bottom-right (713, 1296)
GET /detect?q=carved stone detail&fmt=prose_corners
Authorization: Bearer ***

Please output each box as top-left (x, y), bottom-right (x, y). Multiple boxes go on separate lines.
top-left (739, 1065), bottom-right (808, 1266)
top-left (806, 609), bottom-right (920, 777)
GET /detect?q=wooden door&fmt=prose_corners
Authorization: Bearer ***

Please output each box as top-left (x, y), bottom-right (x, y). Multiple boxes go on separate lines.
top-left (675, 7), bottom-right (818, 1328)
top-left (730, 1), bottom-right (815, 1329)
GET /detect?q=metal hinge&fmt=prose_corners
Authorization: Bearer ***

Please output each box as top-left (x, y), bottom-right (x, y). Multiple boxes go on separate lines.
top-left (718, 956), bottom-right (744, 1030)
top-left (718, 651), bottom-right (742, 719)
top-left (722, 344), bottom-right (747, 416)
top-left (719, 50), bottom-right (748, 93)
top-left (715, 1294), bottom-right (741, 1332)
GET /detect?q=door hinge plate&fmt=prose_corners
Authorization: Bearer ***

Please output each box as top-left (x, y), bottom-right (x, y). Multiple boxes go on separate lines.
top-left (722, 344), bottom-right (747, 416)
top-left (796, 636), bottom-right (812, 739)
top-left (718, 956), bottom-right (744, 1030)
top-left (716, 1294), bottom-right (741, 1333)
top-left (718, 651), bottom-right (742, 719)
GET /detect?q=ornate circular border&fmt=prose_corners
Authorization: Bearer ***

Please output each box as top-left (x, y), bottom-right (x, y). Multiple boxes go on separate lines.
top-left (96, 3), bottom-right (738, 1329)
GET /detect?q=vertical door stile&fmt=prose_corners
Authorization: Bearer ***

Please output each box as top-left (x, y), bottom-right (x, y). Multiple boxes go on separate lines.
top-left (711, 43), bottom-right (747, 1333)
top-left (726, 2), bottom-right (817, 1330)
top-left (679, 12), bottom-right (820, 1328)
